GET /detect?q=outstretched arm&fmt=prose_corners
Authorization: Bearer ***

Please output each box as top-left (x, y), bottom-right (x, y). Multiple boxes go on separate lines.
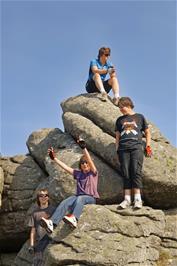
top-left (48, 147), bottom-right (74, 175)
top-left (77, 139), bottom-right (97, 174)
top-left (83, 147), bottom-right (97, 174)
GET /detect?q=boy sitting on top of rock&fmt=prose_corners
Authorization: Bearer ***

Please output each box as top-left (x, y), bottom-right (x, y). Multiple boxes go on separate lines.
top-left (40, 138), bottom-right (99, 233)
top-left (115, 97), bottom-right (152, 209)
top-left (85, 46), bottom-right (120, 105)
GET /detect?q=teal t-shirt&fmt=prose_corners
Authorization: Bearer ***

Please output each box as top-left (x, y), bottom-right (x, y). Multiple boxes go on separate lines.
top-left (88, 58), bottom-right (113, 81)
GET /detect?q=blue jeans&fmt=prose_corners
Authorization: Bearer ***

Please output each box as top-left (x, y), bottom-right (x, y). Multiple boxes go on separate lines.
top-left (51, 195), bottom-right (96, 225)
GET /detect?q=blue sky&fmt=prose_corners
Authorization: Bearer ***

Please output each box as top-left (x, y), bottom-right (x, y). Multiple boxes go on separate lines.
top-left (1, 0), bottom-right (176, 156)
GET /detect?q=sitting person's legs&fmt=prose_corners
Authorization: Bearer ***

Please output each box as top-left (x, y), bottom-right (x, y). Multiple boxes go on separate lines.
top-left (108, 75), bottom-right (120, 105)
top-left (71, 195), bottom-right (96, 220)
top-left (51, 195), bottom-right (77, 225)
top-left (86, 74), bottom-right (110, 101)
top-left (85, 79), bottom-right (100, 93)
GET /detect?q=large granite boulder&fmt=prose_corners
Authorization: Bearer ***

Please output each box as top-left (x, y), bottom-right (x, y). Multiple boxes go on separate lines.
top-left (13, 206), bottom-right (177, 266)
top-left (159, 209), bottom-right (177, 266)
top-left (1, 93), bottom-right (177, 263)
top-left (61, 93), bottom-right (169, 143)
top-left (61, 94), bottom-right (177, 209)
top-left (26, 128), bottom-right (69, 169)
top-left (15, 205), bottom-right (167, 266)
top-left (27, 128), bottom-right (123, 205)
top-left (0, 155), bottom-right (47, 251)
top-left (0, 253), bottom-right (17, 266)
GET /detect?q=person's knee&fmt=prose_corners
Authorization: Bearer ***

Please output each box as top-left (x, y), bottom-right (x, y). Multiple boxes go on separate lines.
top-left (75, 196), bottom-right (84, 205)
top-left (109, 76), bottom-right (117, 84)
top-left (93, 73), bottom-right (101, 80)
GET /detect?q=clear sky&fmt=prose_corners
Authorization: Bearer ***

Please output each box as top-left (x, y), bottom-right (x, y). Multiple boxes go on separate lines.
top-left (1, 0), bottom-right (176, 156)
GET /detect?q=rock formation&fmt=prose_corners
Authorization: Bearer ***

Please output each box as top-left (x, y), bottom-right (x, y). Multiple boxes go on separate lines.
top-left (0, 93), bottom-right (176, 266)
top-left (0, 155), bottom-right (47, 252)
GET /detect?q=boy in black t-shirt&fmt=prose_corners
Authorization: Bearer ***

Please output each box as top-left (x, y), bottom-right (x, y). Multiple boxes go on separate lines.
top-left (28, 189), bottom-right (55, 266)
top-left (115, 97), bottom-right (152, 209)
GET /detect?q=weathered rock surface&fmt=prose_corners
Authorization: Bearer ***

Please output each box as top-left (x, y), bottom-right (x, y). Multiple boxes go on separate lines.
top-left (26, 128), bottom-right (68, 169)
top-left (0, 155), bottom-right (47, 251)
top-left (47, 206), bottom-right (165, 266)
top-left (61, 93), bottom-right (169, 143)
top-left (0, 253), bottom-right (17, 266)
top-left (13, 205), bottom-right (177, 266)
top-left (13, 241), bottom-right (31, 266)
top-left (1, 93), bottom-right (177, 265)
top-left (158, 209), bottom-right (177, 266)
top-left (14, 205), bottom-right (172, 266)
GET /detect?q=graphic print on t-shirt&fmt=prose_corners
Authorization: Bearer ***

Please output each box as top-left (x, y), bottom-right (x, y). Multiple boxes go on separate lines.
top-left (121, 120), bottom-right (138, 136)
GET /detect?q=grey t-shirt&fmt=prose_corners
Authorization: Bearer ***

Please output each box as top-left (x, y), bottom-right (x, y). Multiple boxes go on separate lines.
top-left (28, 205), bottom-right (55, 251)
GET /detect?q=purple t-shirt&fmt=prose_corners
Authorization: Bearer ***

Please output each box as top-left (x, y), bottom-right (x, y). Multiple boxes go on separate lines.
top-left (73, 169), bottom-right (100, 199)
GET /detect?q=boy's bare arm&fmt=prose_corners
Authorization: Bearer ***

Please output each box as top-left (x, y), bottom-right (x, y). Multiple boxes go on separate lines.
top-left (30, 227), bottom-right (36, 247)
top-left (48, 147), bottom-right (74, 175)
top-left (54, 157), bottom-right (74, 175)
top-left (83, 147), bottom-right (97, 174)
top-left (77, 138), bottom-right (97, 174)
top-left (145, 128), bottom-right (151, 147)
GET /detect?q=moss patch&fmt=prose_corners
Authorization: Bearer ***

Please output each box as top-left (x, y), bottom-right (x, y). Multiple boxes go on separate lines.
top-left (156, 250), bottom-right (171, 266)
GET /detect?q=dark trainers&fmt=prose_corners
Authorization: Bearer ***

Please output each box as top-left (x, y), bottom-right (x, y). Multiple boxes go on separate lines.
top-left (40, 217), bottom-right (54, 233)
top-left (63, 214), bottom-right (77, 228)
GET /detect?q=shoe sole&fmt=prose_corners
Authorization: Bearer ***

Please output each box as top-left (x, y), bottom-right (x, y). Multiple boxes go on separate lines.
top-left (134, 205), bottom-right (142, 209)
top-left (63, 217), bottom-right (77, 228)
top-left (40, 219), bottom-right (53, 234)
top-left (118, 205), bottom-right (129, 209)
top-left (117, 203), bottom-right (131, 209)
top-left (101, 98), bottom-right (107, 102)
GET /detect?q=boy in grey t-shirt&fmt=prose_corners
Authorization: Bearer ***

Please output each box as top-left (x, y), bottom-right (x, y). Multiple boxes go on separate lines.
top-left (28, 189), bottom-right (55, 266)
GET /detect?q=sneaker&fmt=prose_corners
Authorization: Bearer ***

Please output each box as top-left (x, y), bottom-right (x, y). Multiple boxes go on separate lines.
top-left (40, 217), bottom-right (54, 234)
top-left (112, 97), bottom-right (120, 106)
top-left (134, 200), bottom-right (143, 209)
top-left (100, 92), bottom-right (107, 102)
top-left (118, 199), bottom-right (131, 209)
top-left (63, 214), bottom-right (77, 228)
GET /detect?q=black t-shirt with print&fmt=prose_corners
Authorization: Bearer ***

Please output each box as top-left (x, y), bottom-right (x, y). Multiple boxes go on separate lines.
top-left (115, 113), bottom-right (148, 150)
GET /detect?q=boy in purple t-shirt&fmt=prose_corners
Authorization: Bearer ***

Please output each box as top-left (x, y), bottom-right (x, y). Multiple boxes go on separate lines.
top-left (40, 138), bottom-right (99, 233)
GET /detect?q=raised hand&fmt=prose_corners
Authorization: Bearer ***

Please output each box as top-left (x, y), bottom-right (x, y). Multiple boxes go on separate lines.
top-left (77, 138), bottom-right (86, 149)
top-left (48, 147), bottom-right (56, 160)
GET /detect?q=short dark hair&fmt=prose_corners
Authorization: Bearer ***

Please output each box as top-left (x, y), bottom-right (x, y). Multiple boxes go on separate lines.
top-left (36, 188), bottom-right (49, 206)
top-left (98, 47), bottom-right (111, 59)
top-left (118, 97), bottom-right (134, 109)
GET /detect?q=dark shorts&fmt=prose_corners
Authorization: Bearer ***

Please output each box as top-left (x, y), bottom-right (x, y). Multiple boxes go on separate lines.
top-left (85, 79), bottom-right (112, 94)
